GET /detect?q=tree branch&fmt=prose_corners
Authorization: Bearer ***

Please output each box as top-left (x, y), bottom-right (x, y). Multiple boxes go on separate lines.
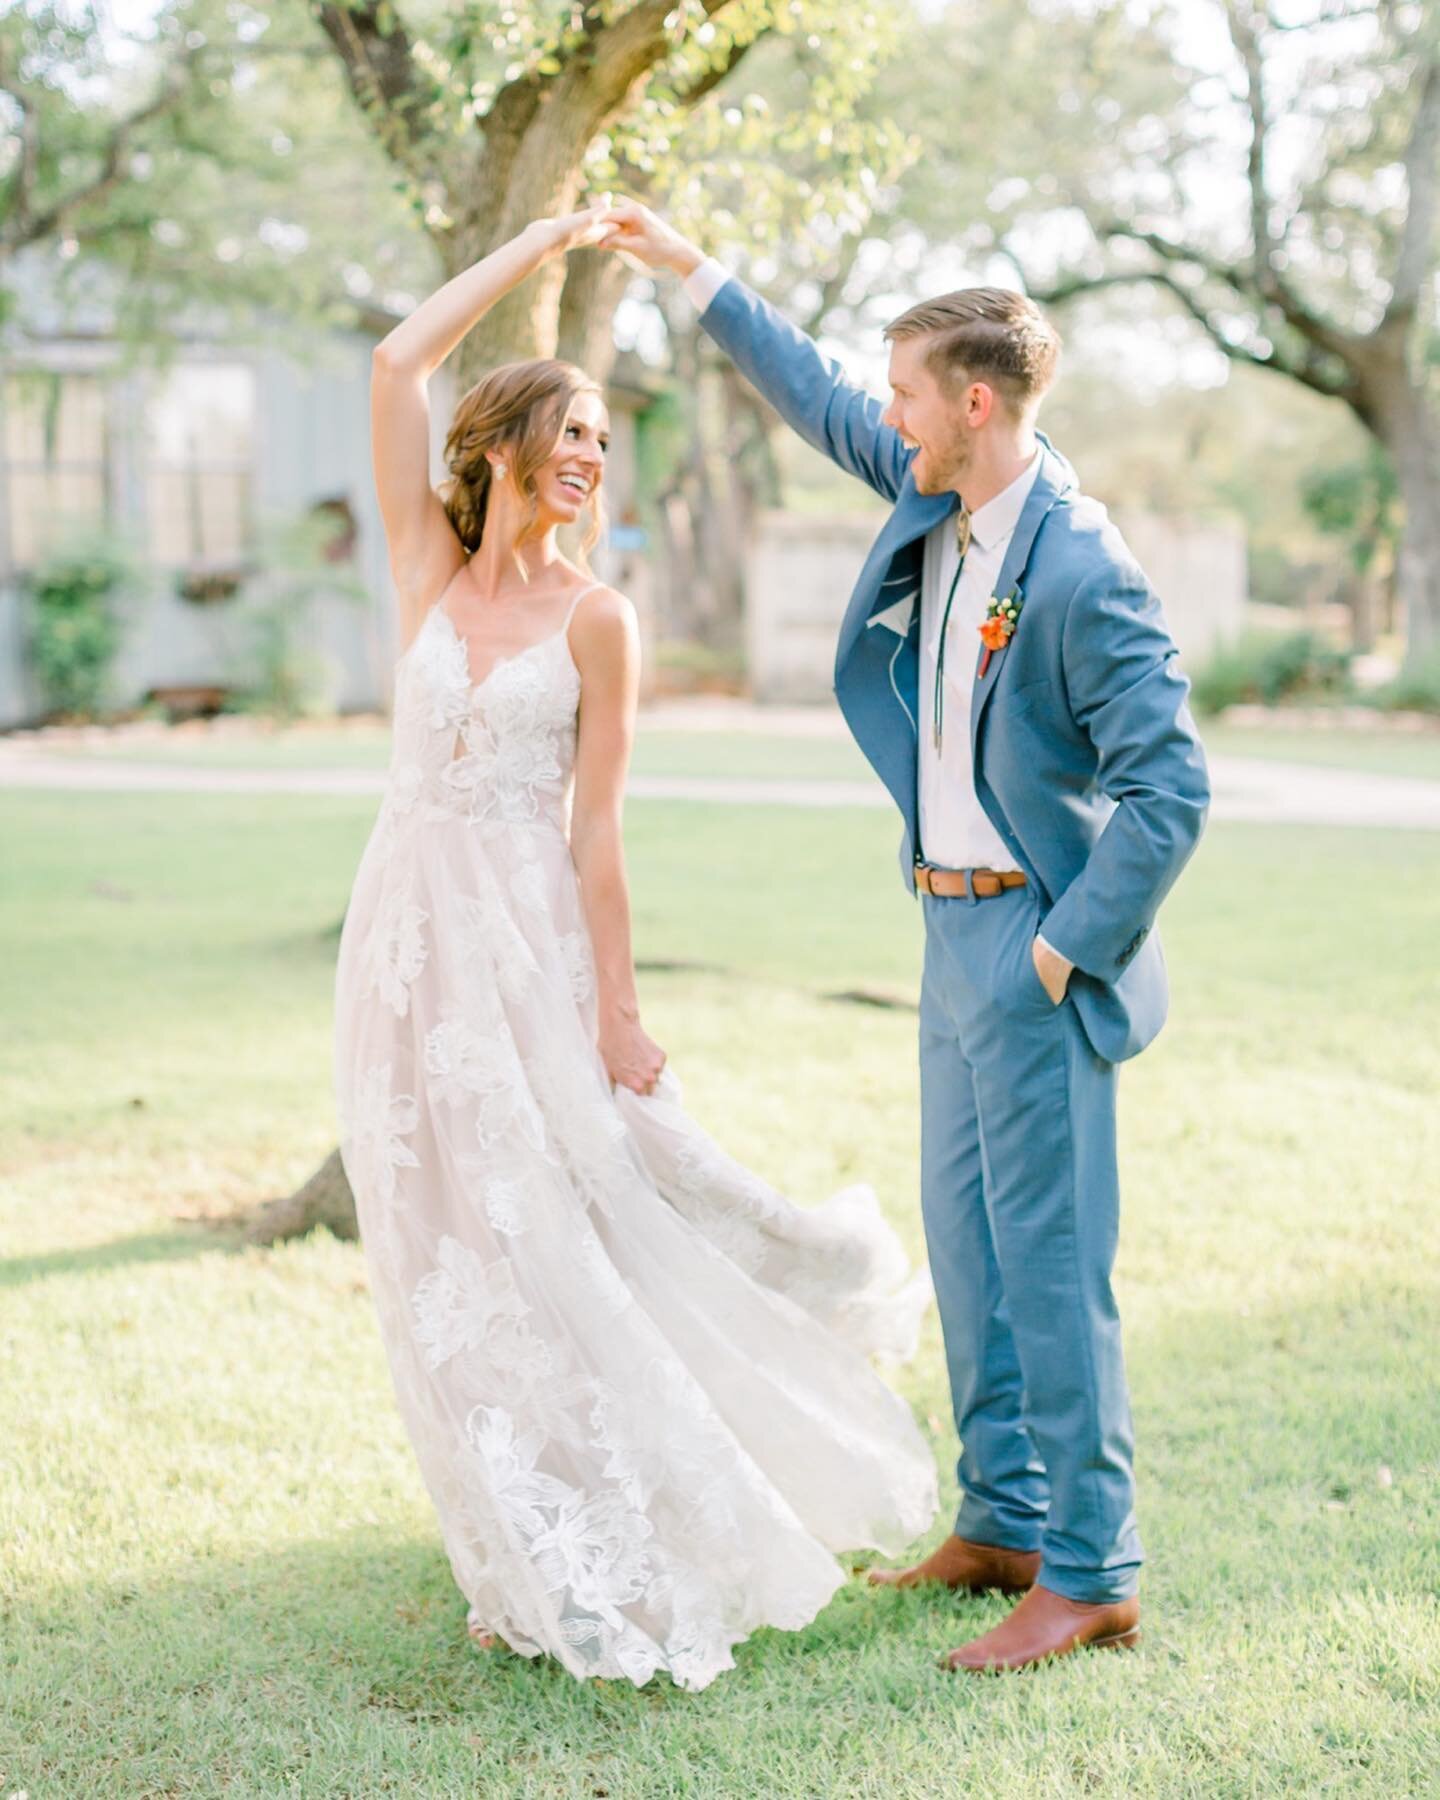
top-left (0, 74), bottom-right (42, 244)
top-left (488, 0), bottom-right (742, 233)
top-left (1386, 53), bottom-right (1440, 323)
top-left (673, 22), bottom-right (760, 110)
top-left (309, 0), bottom-right (440, 176)
top-left (1029, 266), bottom-right (1358, 405)
top-left (558, 0), bottom-right (722, 135)
top-left (1224, 0), bottom-right (1280, 286)
top-left (1098, 217), bottom-right (1356, 361)
top-left (1268, 1), bottom-right (1380, 26)
top-left (0, 48), bottom-right (200, 254)
top-left (1210, 1), bottom-right (1370, 365)
top-left (477, 0), bottom-right (744, 216)
top-left (1095, 219), bottom-right (1249, 303)
top-left (478, 1), bottom-right (609, 160)
top-left (798, 231), bottom-right (865, 335)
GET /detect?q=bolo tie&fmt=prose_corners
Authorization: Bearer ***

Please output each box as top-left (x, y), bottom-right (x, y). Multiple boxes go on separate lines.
top-left (931, 502), bottom-right (972, 752)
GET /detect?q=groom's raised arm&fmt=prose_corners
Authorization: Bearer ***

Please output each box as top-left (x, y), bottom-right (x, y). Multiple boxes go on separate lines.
top-left (601, 201), bottom-right (910, 503)
top-left (685, 260), bottom-right (912, 503)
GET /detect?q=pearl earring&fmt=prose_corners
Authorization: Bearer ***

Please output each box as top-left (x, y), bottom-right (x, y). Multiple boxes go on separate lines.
top-left (494, 464), bottom-right (507, 480)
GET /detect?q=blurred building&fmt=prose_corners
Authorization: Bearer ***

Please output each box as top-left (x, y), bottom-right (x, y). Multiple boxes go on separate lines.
top-left (1, 252), bottom-right (1245, 727)
top-left (744, 506), bottom-right (1247, 703)
top-left (0, 256), bottom-right (652, 729)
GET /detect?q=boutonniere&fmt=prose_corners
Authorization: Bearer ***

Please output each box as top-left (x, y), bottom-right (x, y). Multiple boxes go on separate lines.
top-left (978, 586), bottom-right (1024, 677)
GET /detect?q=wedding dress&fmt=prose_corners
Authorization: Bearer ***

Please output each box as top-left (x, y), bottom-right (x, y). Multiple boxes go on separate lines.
top-left (332, 581), bottom-right (938, 1692)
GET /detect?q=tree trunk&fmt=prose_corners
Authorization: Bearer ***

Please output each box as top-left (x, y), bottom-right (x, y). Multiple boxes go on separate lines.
top-left (663, 316), bottom-right (722, 641)
top-left (556, 249), bottom-right (633, 385)
top-left (1381, 391), bottom-right (1440, 668)
top-left (714, 361), bottom-right (783, 649)
top-left (1348, 570), bottom-right (1377, 657)
top-left (643, 315), bottom-right (788, 656)
top-left (654, 485), bottom-right (699, 639)
top-left (444, 208), bottom-right (576, 382)
top-left (244, 1149), bottom-right (357, 1245)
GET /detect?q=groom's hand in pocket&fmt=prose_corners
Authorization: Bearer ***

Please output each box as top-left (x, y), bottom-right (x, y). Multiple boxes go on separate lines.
top-left (1032, 934), bottom-right (1074, 1006)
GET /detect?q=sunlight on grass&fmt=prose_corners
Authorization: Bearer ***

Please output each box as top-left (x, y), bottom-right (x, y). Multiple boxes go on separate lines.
top-left (1197, 721), bottom-right (1440, 783)
top-left (2, 791), bottom-right (1437, 1794)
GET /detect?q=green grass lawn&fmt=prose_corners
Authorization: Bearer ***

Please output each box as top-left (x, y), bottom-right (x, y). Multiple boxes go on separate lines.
top-left (1197, 721), bottom-right (1440, 783)
top-left (38, 723), bottom-right (876, 784)
top-left (2, 790), bottom-right (1438, 1796)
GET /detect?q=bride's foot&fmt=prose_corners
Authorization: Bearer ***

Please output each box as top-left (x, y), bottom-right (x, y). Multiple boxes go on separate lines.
top-left (866, 1533), bottom-right (1040, 1594)
top-left (466, 1606), bottom-right (500, 1650)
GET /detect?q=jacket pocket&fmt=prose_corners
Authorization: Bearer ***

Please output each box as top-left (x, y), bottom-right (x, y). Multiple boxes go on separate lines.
top-left (998, 674), bottom-right (1055, 717)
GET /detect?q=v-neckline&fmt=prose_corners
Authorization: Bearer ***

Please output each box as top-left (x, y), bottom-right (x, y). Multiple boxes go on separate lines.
top-left (429, 602), bottom-right (578, 696)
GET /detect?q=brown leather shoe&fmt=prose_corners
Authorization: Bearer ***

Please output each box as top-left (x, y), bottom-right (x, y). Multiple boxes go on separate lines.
top-left (867, 1534), bottom-right (1041, 1594)
top-left (942, 1583), bottom-right (1140, 1672)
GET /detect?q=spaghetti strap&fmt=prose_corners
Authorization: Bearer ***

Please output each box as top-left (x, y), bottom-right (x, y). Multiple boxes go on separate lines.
top-left (562, 581), bottom-right (604, 630)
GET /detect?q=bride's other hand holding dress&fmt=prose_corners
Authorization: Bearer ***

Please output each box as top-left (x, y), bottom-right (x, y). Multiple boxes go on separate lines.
top-left (563, 564), bottom-right (667, 1101)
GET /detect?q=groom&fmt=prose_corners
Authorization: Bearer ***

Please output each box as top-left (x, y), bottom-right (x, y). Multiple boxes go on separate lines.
top-left (603, 203), bottom-right (1209, 1672)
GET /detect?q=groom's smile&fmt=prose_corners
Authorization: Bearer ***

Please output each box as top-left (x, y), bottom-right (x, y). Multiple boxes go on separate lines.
top-left (883, 337), bottom-right (977, 497)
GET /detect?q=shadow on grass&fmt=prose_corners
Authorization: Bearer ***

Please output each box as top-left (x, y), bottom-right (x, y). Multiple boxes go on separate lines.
top-left (6, 1285), bottom-right (1438, 1794)
top-left (0, 1225), bottom-right (238, 1290)
top-left (8, 1523), bottom-right (996, 1734)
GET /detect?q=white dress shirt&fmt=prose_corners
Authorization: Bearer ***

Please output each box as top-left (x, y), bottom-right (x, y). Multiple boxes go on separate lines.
top-left (683, 256), bottom-right (731, 313)
top-left (917, 452), bottom-right (1040, 871)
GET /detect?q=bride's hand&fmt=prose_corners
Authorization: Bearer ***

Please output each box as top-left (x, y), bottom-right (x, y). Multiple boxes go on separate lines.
top-left (597, 198), bottom-right (703, 277)
top-left (599, 1011), bottom-right (667, 1097)
top-left (536, 199), bottom-right (619, 256)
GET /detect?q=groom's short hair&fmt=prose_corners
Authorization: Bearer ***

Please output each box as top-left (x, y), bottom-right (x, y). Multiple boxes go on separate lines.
top-left (884, 288), bottom-right (1060, 414)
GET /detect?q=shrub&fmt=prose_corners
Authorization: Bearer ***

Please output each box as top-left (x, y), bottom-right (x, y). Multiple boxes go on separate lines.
top-left (221, 510), bottom-right (368, 721)
top-left (1369, 647), bottom-right (1440, 714)
top-left (1189, 629), bottom-right (1351, 716)
top-left (23, 541), bottom-right (135, 719)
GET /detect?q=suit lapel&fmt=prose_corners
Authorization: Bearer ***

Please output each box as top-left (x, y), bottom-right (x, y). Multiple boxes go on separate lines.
top-left (968, 438), bottom-right (1075, 762)
top-left (830, 435), bottom-right (1077, 861)
top-left (833, 497), bottom-right (949, 857)
top-left (835, 490), bottom-right (953, 671)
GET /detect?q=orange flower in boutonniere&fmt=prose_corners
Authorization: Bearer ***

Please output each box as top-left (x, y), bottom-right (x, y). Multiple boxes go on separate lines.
top-left (978, 587), bottom-right (1023, 677)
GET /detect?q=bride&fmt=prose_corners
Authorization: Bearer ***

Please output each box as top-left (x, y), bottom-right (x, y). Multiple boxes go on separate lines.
top-left (332, 201), bottom-right (938, 1692)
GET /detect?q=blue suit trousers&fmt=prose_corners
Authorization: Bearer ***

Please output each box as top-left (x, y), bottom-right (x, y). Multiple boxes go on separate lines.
top-left (918, 883), bottom-right (1142, 1604)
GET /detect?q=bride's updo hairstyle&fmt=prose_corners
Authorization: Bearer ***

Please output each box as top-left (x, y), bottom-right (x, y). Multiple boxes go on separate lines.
top-left (440, 358), bottom-right (607, 564)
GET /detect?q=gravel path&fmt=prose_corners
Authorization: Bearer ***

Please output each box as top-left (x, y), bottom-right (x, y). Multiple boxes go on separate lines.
top-left (3, 733), bottom-right (1440, 829)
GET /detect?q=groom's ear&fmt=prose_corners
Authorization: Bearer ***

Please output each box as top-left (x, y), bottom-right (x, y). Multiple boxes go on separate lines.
top-left (964, 381), bottom-right (998, 429)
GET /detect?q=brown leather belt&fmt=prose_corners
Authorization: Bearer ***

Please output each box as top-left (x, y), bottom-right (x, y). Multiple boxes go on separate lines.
top-left (913, 862), bottom-right (1027, 900)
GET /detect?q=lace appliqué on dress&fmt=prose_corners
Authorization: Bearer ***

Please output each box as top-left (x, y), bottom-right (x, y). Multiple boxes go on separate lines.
top-left (332, 595), bottom-right (939, 1693)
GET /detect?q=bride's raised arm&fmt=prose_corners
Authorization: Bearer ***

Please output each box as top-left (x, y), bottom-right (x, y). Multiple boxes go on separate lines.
top-left (368, 205), bottom-right (614, 643)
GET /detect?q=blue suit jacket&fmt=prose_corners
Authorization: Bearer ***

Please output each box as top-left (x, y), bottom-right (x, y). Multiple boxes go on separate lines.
top-left (697, 275), bottom-right (1211, 1063)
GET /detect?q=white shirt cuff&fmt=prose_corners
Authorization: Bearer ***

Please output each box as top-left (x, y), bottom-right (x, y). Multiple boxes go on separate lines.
top-left (1035, 932), bottom-right (1072, 970)
top-left (683, 256), bottom-right (729, 313)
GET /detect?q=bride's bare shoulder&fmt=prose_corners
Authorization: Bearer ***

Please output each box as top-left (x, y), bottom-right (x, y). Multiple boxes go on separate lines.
top-left (569, 580), bottom-right (634, 631)
top-left (567, 582), bottom-right (638, 679)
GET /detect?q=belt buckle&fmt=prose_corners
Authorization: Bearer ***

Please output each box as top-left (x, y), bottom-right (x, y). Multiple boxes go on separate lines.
top-left (914, 859), bottom-right (934, 896)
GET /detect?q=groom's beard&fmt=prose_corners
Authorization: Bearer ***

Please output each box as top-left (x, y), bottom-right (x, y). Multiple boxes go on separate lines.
top-left (912, 426), bottom-right (970, 497)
